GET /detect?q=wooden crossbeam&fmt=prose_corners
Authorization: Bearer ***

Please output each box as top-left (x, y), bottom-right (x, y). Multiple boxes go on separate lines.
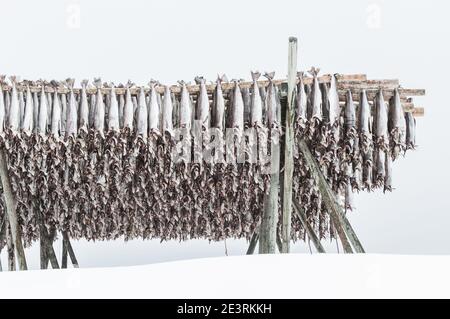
top-left (292, 199), bottom-right (326, 253)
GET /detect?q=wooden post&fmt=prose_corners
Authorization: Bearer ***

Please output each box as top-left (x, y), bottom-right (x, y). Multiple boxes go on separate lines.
top-left (246, 231), bottom-right (259, 255)
top-left (280, 37), bottom-right (297, 253)
top-left (6, 225), bottom-right (16, 271)
top-left (62, 236), bottom-right (68, 269)
top-left (64, 232), bottom-right (79, 268)
top-left (0, 151), bottom-right (27, 270)
top-left (298, 139), bottom-right (354, 253)
top-left (259, 132), bottom-right (280, 253)
top-left (292, 198), bottom-right (326, 253)
top-left (40, 240), bottom-right (48, 269)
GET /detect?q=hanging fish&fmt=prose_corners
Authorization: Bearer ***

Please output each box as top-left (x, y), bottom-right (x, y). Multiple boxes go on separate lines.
top-left (178, 81), bottom-right (192, 130)
top-left (162, 85), bottom-right (173, 136)
top-left (328, 74), bottom-right (341, 126)
top-left (123, 82), bottom-right (134, 131)
top-left (374, 89), bottom-right (388, 150)
top-left (375, 148), bottom-right (385, 187)
top-left (148, 80), bottom-right (160, 134)
top-left (405, 111), bottom-right (416, 150)
top-left (212, 75), bottom-right (226, 130)
top-left (65, 78), bottom-right (78, 136)
top-left (344, 183), bottom-right (354, 211)
top-left (33, 90), bottom-right (39, 133)
top-left (308, 67), bottom-right (322, 136)
top-left (37, 82), bottom-right (48, 134)
top-left (8, 76), bottom-right (20, 131)
top-left (118, 84), bottom-right (125, 128)
top-left (344, 89), bottom-right (357, 155)
top-left (108, 83), bottom-right (120, 132)
top-left (79, 80), bottom-right (89, 132)
top-left (384, 152), bottom-right (393, 192)
top-left (50, 84), bottom-right (61, 137)
top-left (21, 83), bottom-right (34, 134)
top-left (194, 76), bottom-right (210, 129)
top-left (250, 71), bottom-right (262, 127)
top-left (295, 72), bottom-right (307, 131)
top-left (231, 80), bottom-right (244, 130)
top-left (389, 88), bottom-right (407, 158)
top-left (241, 84), bottom-right (251, 126)
top-left (264, 72), bottom-right (278, 128)
top-left (358, 89), bottom-right (372, 153)
top-left (18, 89), bottom-right (24, 128)
top-left (60, 92), bottom-right (67, 135)
top-left (136, 86), bottom-right (148, 137)
top-left (93, 78), bottom-right (105, 136)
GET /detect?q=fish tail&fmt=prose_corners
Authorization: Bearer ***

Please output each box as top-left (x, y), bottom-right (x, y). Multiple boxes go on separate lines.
top-left (263, 72), bottom-right (275, 81)
top-left (194, 76), bottom-right (204, 85)
top-left (251, 71), bottom-right (261, 81)
top-left (81, 79), bottom-right (89, 87)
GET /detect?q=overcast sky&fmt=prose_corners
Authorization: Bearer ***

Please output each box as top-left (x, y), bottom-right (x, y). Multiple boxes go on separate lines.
top-left (0, 0), bottom-right (448, 269)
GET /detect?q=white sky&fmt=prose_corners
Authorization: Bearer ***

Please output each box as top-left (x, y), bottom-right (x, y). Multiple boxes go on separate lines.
top-left (0, 0), bottom-right (448, 269)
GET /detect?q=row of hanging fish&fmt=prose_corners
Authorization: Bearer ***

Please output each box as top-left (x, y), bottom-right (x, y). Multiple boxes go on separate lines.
top-left (0, 70), bottom-right (417, 245)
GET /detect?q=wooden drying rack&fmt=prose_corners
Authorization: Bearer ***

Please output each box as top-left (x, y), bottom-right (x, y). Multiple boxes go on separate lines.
top-left (0, 37), bottom-right (426, 271)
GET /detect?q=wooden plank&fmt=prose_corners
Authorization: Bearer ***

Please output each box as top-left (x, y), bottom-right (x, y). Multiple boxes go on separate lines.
top-left (298, 139), bottom-right (354, 253)
top-left (0, 150), bottom-right (27, 270)
top-left (0, 74), bottom-right (367, 95)
top-left (246, 231), bottom-right (259, 255)
top-left (292, 199), bottom-right (326, 253)
top-left (280, 37), bottom-right (297, 254)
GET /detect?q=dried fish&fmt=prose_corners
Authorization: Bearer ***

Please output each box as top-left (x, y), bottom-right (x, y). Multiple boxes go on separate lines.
top-left (195, 76), bottom-right (210, 129)
top-left (108, 83), bottom-right (120, 132)
top-left (250, 71), bottom-right (262, 127)
top-left (374, 89), bottom-right (389, 150)
top-left (389, 88), bottom-right (406, 159)
top-left (136, 87), bottom-right (148, 137)
top-left (148, 81), bottom-right (160, 134)
top-left (162, 85), bottom-right (173, 136)
top-left (405, 111), bottom-right (416, 150)
top-left (8, 76), bottom-right (20, 131)
top-left (93, 78), bottom-right (105, 135)
top-left (212, 75), bottom-right (226, 130)
top-left (65, 79), bottom-right (78, 136)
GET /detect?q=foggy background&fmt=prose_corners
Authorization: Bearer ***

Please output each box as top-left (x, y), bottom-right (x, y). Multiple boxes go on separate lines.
top-left (0, 0), bottom-right (447, 269)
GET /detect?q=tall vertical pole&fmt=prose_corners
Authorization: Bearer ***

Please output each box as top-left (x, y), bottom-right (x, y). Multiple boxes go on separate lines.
top-left (281, 37), bottom-right (297, 253)
top-left (0, 151), bottom-right (27, 270)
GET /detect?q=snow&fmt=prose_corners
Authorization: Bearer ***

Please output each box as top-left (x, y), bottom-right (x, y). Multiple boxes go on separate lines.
top-left (0, 254), bottom-right (449, 299)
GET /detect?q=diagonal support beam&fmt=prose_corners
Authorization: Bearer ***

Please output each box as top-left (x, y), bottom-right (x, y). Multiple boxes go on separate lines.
top-left (298, 139), bottom-right (356, 253)
top-left (292, 199), bottom-right (326, 253)
top-left (246, 231), bottom-right (259, 255)
top-left (0, 150), bottom-right (27, 270)
top-left (63, 232), bottom-right (79, 268)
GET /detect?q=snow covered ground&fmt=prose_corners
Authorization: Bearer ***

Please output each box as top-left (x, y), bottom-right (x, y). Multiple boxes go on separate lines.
top-left (0, 254), bottom-right (449, 299)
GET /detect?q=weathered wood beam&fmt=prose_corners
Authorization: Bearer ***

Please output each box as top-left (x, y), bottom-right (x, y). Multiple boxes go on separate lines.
top-left (0, 74), bottom-right (368, 95)
top-left (298, 139), bottom-right (354, 253)
top-left (62, 236), bottom-right (68, 269)
top-left (0, 151), bottom-right (27, 270)
top-left (280, 37), bottom-right (297, 254)
top-left (246, 231), bottom-right (259, 255)
top-left (6, 225), bottom-right (16, 271)
top-left (63, 232), bottom-right (79, 268)
top-left (292, 199), bottom-right (326, 253)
